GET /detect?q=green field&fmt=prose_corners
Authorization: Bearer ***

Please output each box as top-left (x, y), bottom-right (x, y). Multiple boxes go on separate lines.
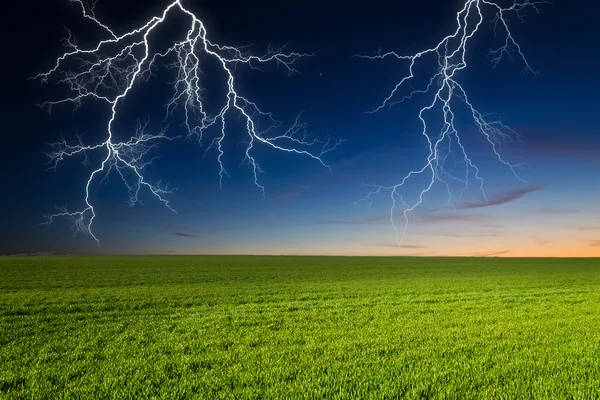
top-left (1, 256), bottom-right (599, 399)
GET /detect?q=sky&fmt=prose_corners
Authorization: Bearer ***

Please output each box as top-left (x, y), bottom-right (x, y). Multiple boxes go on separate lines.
top-left (1, 0), bottom-right (600, 257)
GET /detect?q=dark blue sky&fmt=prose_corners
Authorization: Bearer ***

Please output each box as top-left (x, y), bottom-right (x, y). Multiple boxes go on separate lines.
top-left (2, 0), bottom-right (600, 256)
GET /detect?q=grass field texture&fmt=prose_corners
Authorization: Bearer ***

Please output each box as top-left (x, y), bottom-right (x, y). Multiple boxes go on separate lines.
top-left (1, 256), bottom-right (599, 399)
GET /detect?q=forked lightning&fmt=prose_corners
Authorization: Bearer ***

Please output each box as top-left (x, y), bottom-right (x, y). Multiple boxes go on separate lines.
top-left (357, 0), bottom-right (546, 242)
top-left (36, 0), bottom-right (340, 245)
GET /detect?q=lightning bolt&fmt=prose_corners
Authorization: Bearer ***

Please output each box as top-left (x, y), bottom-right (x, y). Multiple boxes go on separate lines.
top-left (36, 0), bottom-right (340, 246)
top-left (356, 0), bottom-right (546, 243)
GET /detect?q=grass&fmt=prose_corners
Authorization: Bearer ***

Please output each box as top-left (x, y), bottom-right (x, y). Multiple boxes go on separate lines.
top-left (1, 255), bottom-right (599, 399)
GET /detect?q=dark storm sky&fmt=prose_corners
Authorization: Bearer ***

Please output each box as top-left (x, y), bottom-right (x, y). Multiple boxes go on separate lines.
top-left (1, 0), bottom-right (600, 256)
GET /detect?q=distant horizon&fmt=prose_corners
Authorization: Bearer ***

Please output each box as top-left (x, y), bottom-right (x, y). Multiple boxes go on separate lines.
top-left (3, 252), bottom-right (599, 259)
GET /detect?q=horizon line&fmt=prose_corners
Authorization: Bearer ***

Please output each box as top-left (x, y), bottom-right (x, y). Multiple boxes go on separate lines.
top-left (1, 252), bottom-right (599, 259)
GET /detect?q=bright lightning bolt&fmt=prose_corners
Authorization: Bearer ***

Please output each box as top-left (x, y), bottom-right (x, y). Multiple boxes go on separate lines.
top-left (356, 0), bottom-right (546, 243)
top-left (36, 0), bottom-right (340, 246)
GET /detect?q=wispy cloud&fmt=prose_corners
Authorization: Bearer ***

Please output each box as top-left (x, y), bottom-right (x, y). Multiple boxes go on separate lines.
top-left (316, 211), bottom-right (501, 227)
top-left (433, 232), bottom-right (502, 238)
top-left (316, 215), bottom-right (389, 225)
top-left (413, 213), bottom-right (489, 224)
top-left (476, 250), bottom-right (511, 257)
top-left (529, 141), bottom-right (600, 163)
top-left (458, 186), bottom-right (543, 209)
top-left (536, 207), bottom-right (581, 214)
top-left (371, 243), bottom-right (428, 249)
top-left (412, 213), bottom-right (503, 229)
top-left (174, 232), bottom-right (199, 238)
top-left (532, 237), bottom-right (552, 246)
top-left (275, 184), bottom-right (311, 200)
top-left (316, 212), bottom-right (500, 228)
top-left (589, 240), bottom-right (600, 247)
top-left (513, 129), bottom-right (600, 163)
top-left (171, 225), bottom-right (235, 237)
top-left (399, 249), bottom-right (512, 257)
top-left (573, 225), bottom-right (600, 231)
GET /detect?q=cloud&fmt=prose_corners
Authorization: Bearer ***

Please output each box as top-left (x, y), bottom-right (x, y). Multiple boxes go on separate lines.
top-left (433, 232), bottom-right (502, 238)
top-left (458, 186), bottom-right (543, 209)
top-left (371, 243), bottom-right (428, 249)
top-left (476, 250), bottom-right (511, 257)
top-left (512, 129), bottom-right (600, 163)
top-left (174, 232), bottom-right (199, 238)
top-left (275, 184), bottom-right (311, 200)
top-left (536, 208), bottom-right (581, 214)
top-left (414, 214), bottom-right (488, 224)
top-left (316, 212), bottom-right (499, 227)
top-left (573, 225), bottom-right (600, 231)
top-left (170, 225), bottom-right (235, 237)
top-left (532, 237), bottom-right (552, 246)
top-left (415, 214), bottom-right (503, 229)
top-left (433, 249), bottom-right (511, 257)
top-left (589, 240), bottom-right (600, 247)
top-left (396, 249), bottom-right (512, 257)
top-left (316, 215), bottom-right (389, 225)
top-left (528, 141), bottom-right (600, 163)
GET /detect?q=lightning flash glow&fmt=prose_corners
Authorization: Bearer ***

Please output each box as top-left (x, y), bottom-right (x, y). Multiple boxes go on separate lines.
top-left (37, 0), bottom-right (340, 245)
top-left (357, 0), bottom-right (545, 242)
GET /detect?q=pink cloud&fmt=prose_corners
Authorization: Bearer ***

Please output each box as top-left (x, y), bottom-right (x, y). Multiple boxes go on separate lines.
top-left (458, 186), bottom-right (543, 209)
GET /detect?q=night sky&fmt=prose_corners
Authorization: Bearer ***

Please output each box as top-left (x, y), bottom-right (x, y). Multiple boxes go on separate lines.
top-left (2, 0), bottom-right (599, 256)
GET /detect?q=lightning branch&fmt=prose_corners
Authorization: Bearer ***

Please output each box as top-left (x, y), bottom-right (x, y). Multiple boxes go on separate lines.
top-left (356, 0), bottom-right (546, 242)
top-left (36, 0), bottom-right (340, 245)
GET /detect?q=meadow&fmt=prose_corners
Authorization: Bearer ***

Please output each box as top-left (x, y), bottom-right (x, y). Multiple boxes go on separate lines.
top-left (1, 255), bottom-right (599, 399)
